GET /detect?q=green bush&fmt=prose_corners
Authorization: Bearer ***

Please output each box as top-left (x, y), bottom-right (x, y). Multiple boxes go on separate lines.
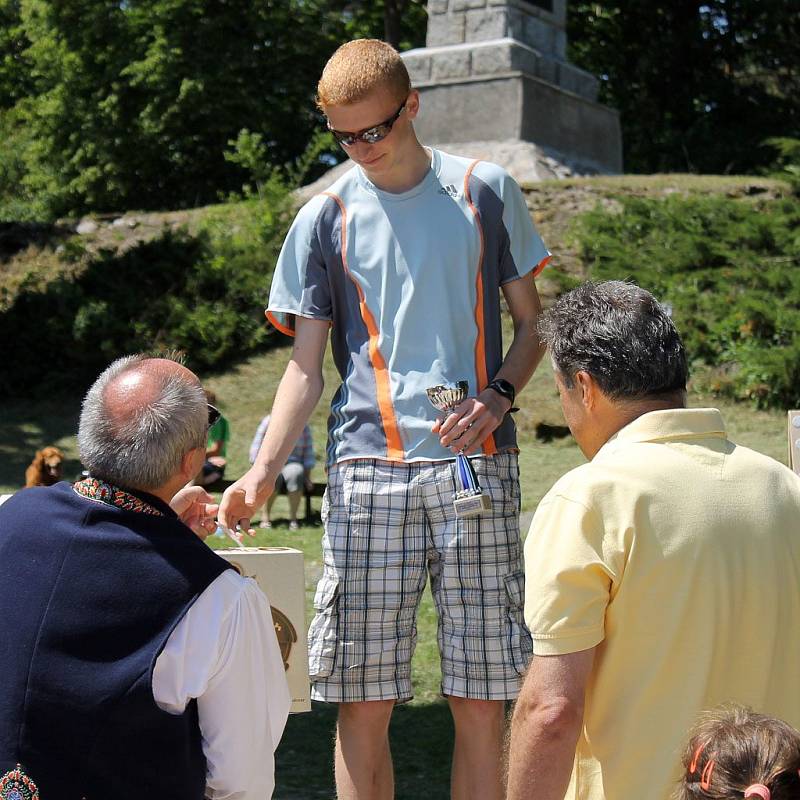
top-left (572, 194), bottom-right (800, 408)
top-left (0, 187), bottom-right (294, 397)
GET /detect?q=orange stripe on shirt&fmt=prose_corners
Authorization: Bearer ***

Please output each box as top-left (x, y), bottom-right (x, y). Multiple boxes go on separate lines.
top-left (533, 254), bottom-right (552, 278)
top-left (322, 192), bottom-right (405, 461)
top-left (463, 162), bottom-right (497, 456)
top-left (265, 309), bottom-right (295, 338)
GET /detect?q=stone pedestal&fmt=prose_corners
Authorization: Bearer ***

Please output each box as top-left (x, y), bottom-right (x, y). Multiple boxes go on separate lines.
top-left (402, 0), bottom-right (622, 174)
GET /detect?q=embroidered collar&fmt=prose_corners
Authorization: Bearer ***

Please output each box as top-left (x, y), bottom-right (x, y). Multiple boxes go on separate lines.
top-left (73, 477), bottom-right (165, 517)
top-left (0, 764), bottom-right (40, 800)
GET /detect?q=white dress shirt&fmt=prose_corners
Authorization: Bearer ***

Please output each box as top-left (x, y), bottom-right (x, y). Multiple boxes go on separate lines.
top-left (152, 569), bottom-right (291, 799)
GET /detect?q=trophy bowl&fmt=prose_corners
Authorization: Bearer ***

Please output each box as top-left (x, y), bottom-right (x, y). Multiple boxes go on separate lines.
top-left (426, 381), bottom-right (469, 414)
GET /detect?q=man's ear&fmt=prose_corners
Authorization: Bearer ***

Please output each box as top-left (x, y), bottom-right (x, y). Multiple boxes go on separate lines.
top-left (405, 89), bottom-right (420, 120)
top-left (574, 370), bottom-right (597, 410)
top-left (179, 446), bottom-right (204, 482)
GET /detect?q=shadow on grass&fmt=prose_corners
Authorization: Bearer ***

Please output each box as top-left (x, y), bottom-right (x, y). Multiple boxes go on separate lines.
top-left (0, 222), bottom-right (74, 263)
top-left (0, 392), bottom-right (85, 491)
top-left (274, 700), bottom-right (454, 799)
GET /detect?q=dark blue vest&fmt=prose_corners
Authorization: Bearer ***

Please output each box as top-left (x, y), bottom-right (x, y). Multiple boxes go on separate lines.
top-left (0, 482), bottom-right (233, 799)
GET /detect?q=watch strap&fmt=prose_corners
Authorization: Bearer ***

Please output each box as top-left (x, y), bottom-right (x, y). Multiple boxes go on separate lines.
top-left (487, 379), bottom-right (518, 412)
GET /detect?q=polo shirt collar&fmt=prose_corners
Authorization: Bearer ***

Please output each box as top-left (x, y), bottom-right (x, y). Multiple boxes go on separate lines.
top-left (607, 408), bottom-right (727, 446)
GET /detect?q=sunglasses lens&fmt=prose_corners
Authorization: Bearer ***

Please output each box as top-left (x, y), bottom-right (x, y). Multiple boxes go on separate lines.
top-left (331, 129), bottom-right (355, 147)
top-left (362, 126), bottom-right (389, 144)
top-left (207, 404), bottom-right (220, 426)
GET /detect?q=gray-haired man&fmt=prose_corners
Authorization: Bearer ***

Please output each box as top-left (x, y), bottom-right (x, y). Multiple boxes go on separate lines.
top-left (0, 356), bottom-right (289, 799)
top-left (507, 281), bottom-right (800, 800)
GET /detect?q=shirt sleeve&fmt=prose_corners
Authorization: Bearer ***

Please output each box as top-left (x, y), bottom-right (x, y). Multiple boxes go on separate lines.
top-left (499, 173), bottom-right (550, 281)
top-left (471, 161), bottom-right (551, 283)
top-left (523, 492), bottom-right (617, 656)
top-left (266, 193), bottom-right (333, 337)
top-left (152, 570), bottom-right (291, 800)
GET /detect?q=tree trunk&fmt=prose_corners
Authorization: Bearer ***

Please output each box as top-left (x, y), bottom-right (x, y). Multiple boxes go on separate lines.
top-left (384, 0), bottom-right (407, 49)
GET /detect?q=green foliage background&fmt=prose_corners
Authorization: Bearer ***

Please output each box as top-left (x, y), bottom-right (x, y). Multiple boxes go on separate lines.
top-left (568, 1), bottom-right (800, 175)
top-left (0, 0), bottom-right (427, 219)
top-left (0, 186), bottom-right (294, 399)
top-left (573, 194), bottom-right (800, 408)
top-left (1, 1), bottom-right (799, 219)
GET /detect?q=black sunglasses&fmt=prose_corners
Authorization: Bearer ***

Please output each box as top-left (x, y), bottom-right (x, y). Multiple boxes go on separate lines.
top-left (328, 100), bottom-right (407, 148)
top-left (207, 403), bottom-right (221, 427)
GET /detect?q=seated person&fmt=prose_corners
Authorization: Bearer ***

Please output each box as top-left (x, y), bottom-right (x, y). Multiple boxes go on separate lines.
top-left (679, 705), bottom-right (800, 800)
top-left (0, 355), bottom-right (290, 799)
top-left (249, 415), bottom-right (315, 530)
top-left (196, 388), bottom-right (230, 486)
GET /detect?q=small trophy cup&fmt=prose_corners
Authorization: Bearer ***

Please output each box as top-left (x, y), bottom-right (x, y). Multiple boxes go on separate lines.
top-left (427, 381), bottom-right (492, 519)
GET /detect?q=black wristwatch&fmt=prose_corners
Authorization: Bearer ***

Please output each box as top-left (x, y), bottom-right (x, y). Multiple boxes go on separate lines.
top-left (487, 378), bottom-right (518, 412)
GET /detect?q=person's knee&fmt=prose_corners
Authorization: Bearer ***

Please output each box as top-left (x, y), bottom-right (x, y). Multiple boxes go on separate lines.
top-left (448, 696), bottom-right (505, 728)
top-left (338, 700), bottom-right (395, 732)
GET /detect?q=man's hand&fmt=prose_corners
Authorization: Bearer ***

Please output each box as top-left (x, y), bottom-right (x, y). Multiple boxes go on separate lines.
top-left (433, 388), bottom-right (512, 455)
top-left (217, 465), bottom-right (276, 540)
top-left (170, 485), bottom-right (219, 541)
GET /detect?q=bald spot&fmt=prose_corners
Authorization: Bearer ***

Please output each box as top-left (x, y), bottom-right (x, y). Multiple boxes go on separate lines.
top-left (103, 358), bottom-right (200, 428)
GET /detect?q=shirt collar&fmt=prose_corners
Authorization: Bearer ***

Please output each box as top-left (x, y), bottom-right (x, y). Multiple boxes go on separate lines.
top-left (73, 476), bottom-right (177, 519)
top-left (604, 408), bottom-right (727, 448)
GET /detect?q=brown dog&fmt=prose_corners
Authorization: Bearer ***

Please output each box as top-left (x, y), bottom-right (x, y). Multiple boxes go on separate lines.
top-left (24, 446), bottom-right (65, 488)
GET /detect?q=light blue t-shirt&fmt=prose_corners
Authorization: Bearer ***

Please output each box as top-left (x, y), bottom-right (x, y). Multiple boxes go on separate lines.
top-left (267, 149), bottom-right (550, 466)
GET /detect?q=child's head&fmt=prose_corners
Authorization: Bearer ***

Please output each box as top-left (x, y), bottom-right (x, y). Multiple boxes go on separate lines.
top-left (679, 705), bottom-right (800, 800)
top-left (316, 39), bottom-right (411, 111)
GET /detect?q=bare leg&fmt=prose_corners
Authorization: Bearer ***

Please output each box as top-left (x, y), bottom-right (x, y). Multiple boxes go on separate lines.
top-left (261, 493), bottom-right (277, 526)
top-left (287, 488), bottom-right (303, 525)
top-left (335, 700), bottom-right (395, 800)
top-left (448, 697), bottom-right (505, 800)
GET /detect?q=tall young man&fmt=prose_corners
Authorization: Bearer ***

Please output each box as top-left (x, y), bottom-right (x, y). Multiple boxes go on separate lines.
top-left (220, 39), bottom-right (550, 800)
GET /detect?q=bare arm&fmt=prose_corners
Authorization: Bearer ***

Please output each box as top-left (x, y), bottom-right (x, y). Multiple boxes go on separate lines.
top-left (506, 649), bottom-right (594, 800)
top-left (438, 272), bottom-right (545, 454)
top-left (217, 316), bottom-right (329, 534)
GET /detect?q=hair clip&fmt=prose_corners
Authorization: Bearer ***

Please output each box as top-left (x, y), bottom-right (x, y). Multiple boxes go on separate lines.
top-left (689, 743), bottom-right (705, 774)
top-left (743, 785), bottom-right (771, 800)
top-left (700, 759), bottom-right (715, 791)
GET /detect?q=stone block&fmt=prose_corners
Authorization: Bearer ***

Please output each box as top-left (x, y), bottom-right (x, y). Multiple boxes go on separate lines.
top-left (427, 14), bottom-right (466, 46)
top-left (472, 42), bottom-right (514, 75)
top-left (506, 7), bottom-right (526, 42)
top-left (509, 44), bottom-right (539, 76)
top-left (465, 8), bottom-right (508, 41)
top-left (415, 79), bottom-right (523, 143)
top-left (553, 28), bottom-right (567, 59)
top-left (428, 0), bottom-right (449, 12)
top-left (413, 75), bottom-right (622, 174)
top-left (431, 49), bottom-right (472, 80)
top-left (555, 62), bottom-right (598, 101)
top-left (523, 16), bottom-right (557, 52)
top-left (404, 54), bottom-right (432, 84)
top-left (452, 0), bottom-right (487, 9)
top-left (550, 0), bottom-right (567, 26)
top-left (531, 53), bottom-right (557, 84)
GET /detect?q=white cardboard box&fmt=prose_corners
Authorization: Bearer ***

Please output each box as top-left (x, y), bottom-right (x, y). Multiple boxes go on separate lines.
top-left (789, 411), bottom-right (800, 476)
top-left (218, 547), bottom-right (310, 713)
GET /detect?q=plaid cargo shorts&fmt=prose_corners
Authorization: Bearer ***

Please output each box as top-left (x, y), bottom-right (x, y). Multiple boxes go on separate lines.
top-left (308, 453), bottom-right (532, 703)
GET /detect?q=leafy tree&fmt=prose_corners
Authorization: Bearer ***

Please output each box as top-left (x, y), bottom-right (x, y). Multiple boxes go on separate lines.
top-left (0, 0), bottom-right (30, 109)
top-left (568, 1), bottom-right (800, 174)
top-left (3, 0), bottom-right (353, 217)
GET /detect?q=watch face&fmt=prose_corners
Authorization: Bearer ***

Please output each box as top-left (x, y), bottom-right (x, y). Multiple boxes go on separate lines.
top-left (490, 379), bottom-right (515, 403)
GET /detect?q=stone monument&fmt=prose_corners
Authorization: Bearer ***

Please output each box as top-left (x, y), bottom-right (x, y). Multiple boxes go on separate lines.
top-left (401, 0), bottom-right (622, 174)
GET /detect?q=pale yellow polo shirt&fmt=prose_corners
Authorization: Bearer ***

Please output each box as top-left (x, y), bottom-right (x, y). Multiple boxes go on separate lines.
top-left (524, 408), bottom-right (800, 800)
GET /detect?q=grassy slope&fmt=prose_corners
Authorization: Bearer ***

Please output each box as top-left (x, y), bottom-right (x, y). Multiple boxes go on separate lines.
top-left (0, 174), bottom-right (793, 798)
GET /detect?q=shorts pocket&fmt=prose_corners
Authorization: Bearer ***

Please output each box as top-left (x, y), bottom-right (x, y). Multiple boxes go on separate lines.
top-left (308, 575), bottom-right (340, 679)
top-left (504, 571), bottom-right (533, 675)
